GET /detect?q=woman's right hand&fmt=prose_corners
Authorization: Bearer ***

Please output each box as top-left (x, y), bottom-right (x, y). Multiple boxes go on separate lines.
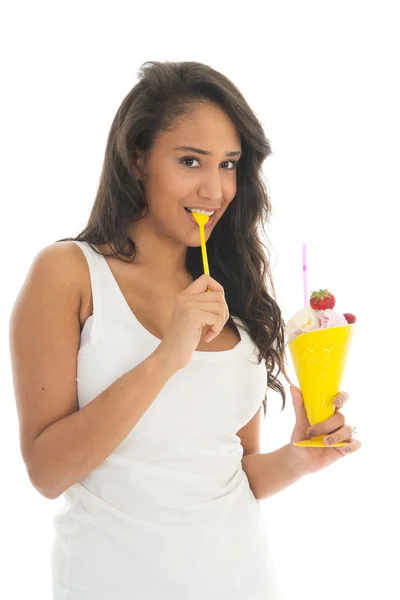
top-left (155, 274), bottom-right (230, 372)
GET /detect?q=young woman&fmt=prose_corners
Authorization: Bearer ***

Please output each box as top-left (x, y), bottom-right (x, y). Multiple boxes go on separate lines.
top-left (9, 60), bottom-right (360, 599)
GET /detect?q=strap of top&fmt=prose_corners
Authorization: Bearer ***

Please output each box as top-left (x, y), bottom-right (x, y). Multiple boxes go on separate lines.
top-left (71, 240), bottom-right (257, 362)
top-left (72, 240), bottom-right (106, 344)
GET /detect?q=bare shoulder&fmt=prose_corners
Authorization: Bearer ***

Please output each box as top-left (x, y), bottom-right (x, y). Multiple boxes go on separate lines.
top-left (29, 238), bottom-right (88, 266)
top-left (19, 240), bottom-right (94, 327)
top-left (15, 239), bottom-right (88, 293)
top-left (8, 240), bottom-right (91, 485)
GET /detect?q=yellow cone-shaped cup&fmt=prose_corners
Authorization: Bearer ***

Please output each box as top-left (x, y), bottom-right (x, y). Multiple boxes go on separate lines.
top-left (289, 324), bottom-right (354, 447)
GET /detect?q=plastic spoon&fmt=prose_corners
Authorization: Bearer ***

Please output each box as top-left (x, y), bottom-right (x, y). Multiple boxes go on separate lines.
top-left (191, 212), bottom-right (211, 291)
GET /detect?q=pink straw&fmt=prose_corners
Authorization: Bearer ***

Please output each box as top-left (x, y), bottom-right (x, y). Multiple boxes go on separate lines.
top-left (303, 242), bottom-right (308, 307)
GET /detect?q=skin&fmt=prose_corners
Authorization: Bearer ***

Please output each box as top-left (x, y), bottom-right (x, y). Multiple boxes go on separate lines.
top-left (289, 387), bottom-right (361, 475)
top-left (127, 101), bottom-right (361, 469)
top-left (130, 101), bottom-right (242, 285)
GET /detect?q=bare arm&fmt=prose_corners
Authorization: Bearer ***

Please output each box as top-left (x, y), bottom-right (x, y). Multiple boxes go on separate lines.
top-left (242, 444), bottom-right (307, 501)
top-left (9, 242), bottom-right (177, 500)
top-left (33, 349), bottom-right (175, 499)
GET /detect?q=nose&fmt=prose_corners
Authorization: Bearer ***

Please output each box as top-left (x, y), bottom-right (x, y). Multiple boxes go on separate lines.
top-left (198, 170), bottom-right (224, 203)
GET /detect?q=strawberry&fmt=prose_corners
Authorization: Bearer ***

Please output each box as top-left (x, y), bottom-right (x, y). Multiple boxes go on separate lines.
top-left (309, 289), bottom-right (336, 310)
top-left (343, 313), bottom-right (356, 324)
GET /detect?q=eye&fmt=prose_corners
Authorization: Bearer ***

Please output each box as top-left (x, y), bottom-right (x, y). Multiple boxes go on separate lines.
top-left (179, 157), bottom-right (239, 170)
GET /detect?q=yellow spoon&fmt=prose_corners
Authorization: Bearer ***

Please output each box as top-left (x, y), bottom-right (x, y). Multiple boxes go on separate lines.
top-left (191, 211), bottom-right (211, 291)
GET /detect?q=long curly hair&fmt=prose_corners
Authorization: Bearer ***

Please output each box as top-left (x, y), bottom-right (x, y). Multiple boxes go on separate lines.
top-left (57, 60), bottom-right (293, 417)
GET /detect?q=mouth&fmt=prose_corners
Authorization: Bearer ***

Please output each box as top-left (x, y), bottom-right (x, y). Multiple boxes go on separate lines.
top-left (183, 207), bottom-right (217, 229)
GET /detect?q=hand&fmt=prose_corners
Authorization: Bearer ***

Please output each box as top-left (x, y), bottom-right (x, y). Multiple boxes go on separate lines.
top-left (289, 385), bottom-right (361, 475)
top-left (156, 274), bottom-right (229, 372)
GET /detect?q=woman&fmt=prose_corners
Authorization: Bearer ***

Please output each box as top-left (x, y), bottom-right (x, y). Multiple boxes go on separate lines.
top-left (9, 60), bottom-right (360, 599)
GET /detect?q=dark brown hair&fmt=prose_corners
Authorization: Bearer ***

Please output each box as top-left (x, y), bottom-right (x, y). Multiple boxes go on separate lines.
top-left (57, 60), bottom-right (293, 416)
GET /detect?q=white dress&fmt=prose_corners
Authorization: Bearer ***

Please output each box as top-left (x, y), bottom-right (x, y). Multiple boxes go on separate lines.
top-left (50, 240), bottom-right (283, 599)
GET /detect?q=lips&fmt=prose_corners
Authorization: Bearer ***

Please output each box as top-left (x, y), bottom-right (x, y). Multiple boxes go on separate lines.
top-left (184, 207), bottom-right (217, 228)
top-left (184, 208), bottom-right (216, 216)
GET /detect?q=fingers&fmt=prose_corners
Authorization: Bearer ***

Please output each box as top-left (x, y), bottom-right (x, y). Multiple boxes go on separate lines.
top-left (304, 389), bottom-right (361, 456)
top-left (196, 290), bottom-right (229, 333)
top-left (201, 303), bottom-right (230, 343)
top-left (334, 391), bottom-right (349, 409)
top-left (188, 274), bottom-right (225, 294)
top-left (307, 411), bottom-right (345, 438)
top-left (335, 436), bottom-right (362, 456)
top-left (307, 390), bottom-right (350, 436)
top-left (316, 423), bottom-right (361, 456)
top-left (321, 424), bottom-right (356, 447)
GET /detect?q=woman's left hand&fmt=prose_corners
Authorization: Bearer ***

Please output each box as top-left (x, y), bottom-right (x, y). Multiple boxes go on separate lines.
top-left (289, 385), bottom-right (362, 475)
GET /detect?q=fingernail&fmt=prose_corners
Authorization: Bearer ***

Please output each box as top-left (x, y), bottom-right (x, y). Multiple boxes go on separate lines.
top-left (308, 429), bottom-right (316, 438)
top-left (335, 396), bottom-right (343, 407)
top-left (325, 436), bottom-right (334, 445)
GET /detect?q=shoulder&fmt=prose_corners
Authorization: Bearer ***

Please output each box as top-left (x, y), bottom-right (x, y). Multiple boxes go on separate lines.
top-left (27, 240), bottom-right (93, 327)
top-left (31, 240), bottom-right (90, 290)
top-left (34, 239), bottom-right (86, 265)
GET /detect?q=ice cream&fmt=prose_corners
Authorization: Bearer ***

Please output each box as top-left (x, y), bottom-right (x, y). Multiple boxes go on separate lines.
top-left (287, 289), bottom-right (356, 447)
top-left (287, 289), bottom-right (356, 343)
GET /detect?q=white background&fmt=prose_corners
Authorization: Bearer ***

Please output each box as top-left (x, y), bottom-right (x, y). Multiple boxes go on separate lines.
top-left (1, 1), bottom-right (397, 598)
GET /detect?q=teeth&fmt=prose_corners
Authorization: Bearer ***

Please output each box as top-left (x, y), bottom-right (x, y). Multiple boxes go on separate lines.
top-left (186, 208), bottom-right (215, 216)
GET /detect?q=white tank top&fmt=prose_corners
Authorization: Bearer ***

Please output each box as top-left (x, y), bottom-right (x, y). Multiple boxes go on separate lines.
top-left (50, 240), bottom-right (283, 599)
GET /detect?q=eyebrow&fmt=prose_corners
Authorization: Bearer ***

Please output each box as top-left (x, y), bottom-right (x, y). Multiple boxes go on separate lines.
top-left (173, 146), bottom-right (242, 157)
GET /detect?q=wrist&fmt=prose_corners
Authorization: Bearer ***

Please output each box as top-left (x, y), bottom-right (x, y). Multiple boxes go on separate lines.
top-left (284, 443), bottom-right (311, 478)
top-left (151, 345), bottom-right (180, 378)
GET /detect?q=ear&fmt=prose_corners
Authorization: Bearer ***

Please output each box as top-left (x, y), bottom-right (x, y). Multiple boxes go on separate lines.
top-left (132, 149), bottom-right (146, 182)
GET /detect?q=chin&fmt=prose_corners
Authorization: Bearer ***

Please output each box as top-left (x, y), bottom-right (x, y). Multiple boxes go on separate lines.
top-left (185, 239), bottom-right (209, 248)
top-left (187, 226), bottom-right (215, 244)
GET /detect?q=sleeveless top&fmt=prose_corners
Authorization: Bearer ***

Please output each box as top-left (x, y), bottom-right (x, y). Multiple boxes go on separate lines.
top-left (50, 240), bottom-right (283, 599)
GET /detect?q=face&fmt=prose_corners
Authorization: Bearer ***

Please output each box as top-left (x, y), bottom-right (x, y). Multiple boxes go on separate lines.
top-left (133, 102), bottom-right (242, 248)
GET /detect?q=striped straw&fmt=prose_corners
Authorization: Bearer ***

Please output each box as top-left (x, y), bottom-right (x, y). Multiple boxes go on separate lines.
top-left (303, 242), bottom-right (308, 307)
